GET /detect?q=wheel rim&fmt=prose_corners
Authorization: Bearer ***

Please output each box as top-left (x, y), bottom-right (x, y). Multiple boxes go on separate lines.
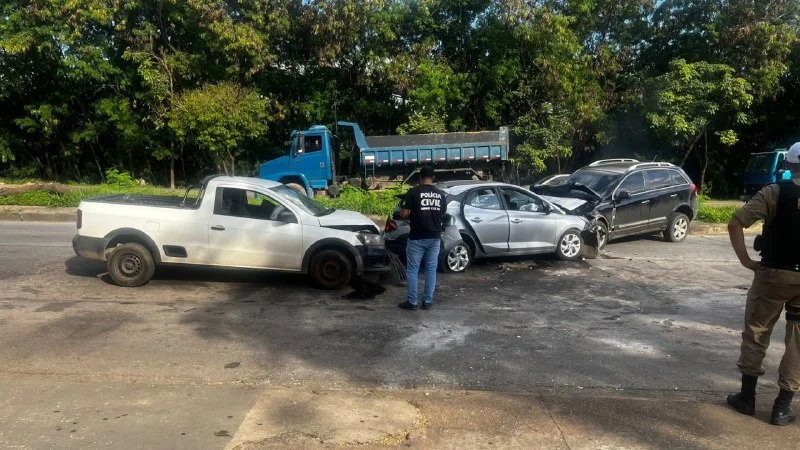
top-left (560, 233), bottom-right (581, 258)
top-left (598, 226), bottom-right (607, 248)
top-left (318, 257), bottom-right (345, 283)
top-left (673, 217), bottom-right (688, 240)
top-left (447, 244), bottom-right (470, 272)
top-left (118, 253), bottom-right (143, 278)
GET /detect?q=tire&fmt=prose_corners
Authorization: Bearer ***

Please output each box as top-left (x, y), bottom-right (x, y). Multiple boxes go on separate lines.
top-left (441, 243), bottom-right (472, 273)
top-left (664, 212), bottom-right (690, 243)
top-left (596, 220), bottom-right (609, 250)
top-left (107, 243), bottom-right (156, 287)
top-left (309, 249), bottom-right (354, 290)
top-left (556, 229), bottom-right (583, 261)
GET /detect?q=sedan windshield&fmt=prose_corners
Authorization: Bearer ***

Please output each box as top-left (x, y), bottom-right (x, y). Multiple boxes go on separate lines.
top-left (565, 170), bottom-right (620, 197)
top-left (269, 185), bottom-right (332, 216)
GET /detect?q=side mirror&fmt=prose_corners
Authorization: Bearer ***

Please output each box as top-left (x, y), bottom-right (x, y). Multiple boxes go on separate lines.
top-left (542, 203), bottom-right (551, 214)
top-left (296, 136), bottom-right (305, 156)
top-left (277, 210), bottom-right (298, 224)
top-left (615, 190), bottom-right (631, 201)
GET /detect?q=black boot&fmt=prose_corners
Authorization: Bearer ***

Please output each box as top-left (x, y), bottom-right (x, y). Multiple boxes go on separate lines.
top-left (770, 390), bottom-right (796, 426)
top-left (727, 374), bottom-right (757, 416)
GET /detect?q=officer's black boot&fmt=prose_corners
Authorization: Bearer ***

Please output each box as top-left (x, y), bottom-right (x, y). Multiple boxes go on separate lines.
top-left (727, 374), bottom-right (757, 416)
top-left (770, 389), bottom-right (796, 426)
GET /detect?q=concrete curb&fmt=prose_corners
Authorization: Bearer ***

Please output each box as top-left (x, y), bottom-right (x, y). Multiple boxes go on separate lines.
top-left (0, 207), bottom-right (76, 223)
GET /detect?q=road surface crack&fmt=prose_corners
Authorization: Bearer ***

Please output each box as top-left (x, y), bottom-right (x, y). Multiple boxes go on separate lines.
top-left (539, 393), bottom-right (571, 450)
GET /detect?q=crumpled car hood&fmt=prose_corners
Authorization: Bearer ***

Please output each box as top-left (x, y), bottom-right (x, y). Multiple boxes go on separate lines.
top-left (540, 195), bottom-right (588, 212)
top-left (318, 209), bottom-right (380, 233)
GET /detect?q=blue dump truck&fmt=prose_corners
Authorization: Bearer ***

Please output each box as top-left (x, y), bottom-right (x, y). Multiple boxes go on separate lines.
top-left (259, 121), bottom-right (509, 195)
top-left (741, 149), bottom-right (792, 200)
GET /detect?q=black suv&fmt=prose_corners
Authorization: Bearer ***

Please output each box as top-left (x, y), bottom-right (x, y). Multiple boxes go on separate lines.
top-left (532, 159), bottom-right (698, 248)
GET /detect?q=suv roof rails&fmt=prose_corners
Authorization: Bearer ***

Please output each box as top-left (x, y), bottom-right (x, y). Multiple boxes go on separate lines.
top-left (628, 162), bottom-right (675, 171)
top-left (588, 158), bottom-right (640, 166)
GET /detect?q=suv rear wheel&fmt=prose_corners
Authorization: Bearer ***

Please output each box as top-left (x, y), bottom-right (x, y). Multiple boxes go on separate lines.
top-left (664, 212), bottom-right (690, 243)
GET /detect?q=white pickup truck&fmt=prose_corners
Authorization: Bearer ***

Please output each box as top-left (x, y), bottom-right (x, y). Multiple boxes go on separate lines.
top-left (72, 175), bottom-right (389, 289)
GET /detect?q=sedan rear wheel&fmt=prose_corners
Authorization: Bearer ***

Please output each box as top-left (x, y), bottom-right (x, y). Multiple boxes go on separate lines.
top-left (556, 229), bottom-right (583, 261)
top-left (443, 243), bottom-right (471, 273)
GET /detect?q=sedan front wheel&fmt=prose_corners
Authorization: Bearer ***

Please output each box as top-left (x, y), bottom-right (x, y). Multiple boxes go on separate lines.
top-left (556, 229), bottom-right (583, 261)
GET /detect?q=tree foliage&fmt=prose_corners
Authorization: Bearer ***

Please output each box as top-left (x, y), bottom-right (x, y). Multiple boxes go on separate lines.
top-left (0, 0), bottom-right (799, 196)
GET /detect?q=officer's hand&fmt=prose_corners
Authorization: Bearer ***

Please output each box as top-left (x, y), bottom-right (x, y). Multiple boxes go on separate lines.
top-left (741, 259), bottom-right (764, 272)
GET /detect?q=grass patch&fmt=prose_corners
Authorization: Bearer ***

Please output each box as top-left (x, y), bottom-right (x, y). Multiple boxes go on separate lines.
top-left (0, 185), bottom-right (183, 208)
top-left (696, 204), bottom-right (736, 223)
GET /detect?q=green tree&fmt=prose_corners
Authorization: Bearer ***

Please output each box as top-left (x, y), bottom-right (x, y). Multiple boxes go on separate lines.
top-left (647, 59), bottom-right (753, 192)
top-left (169, 83), bottom-right (271, 175)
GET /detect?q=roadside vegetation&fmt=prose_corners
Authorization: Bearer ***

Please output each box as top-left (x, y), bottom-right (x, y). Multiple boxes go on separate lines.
top-left (317, 185), bottom-right (407, 217)
top-left (1, 1), bottom-right (799, 198)
top-left (1, 169), bottom-right (404, 216)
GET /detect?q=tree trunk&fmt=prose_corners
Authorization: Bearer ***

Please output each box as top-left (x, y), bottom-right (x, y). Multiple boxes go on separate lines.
top-left (180, 142), bottom-right (187, 185)
top-left (700, 128), bottom-right (709, 195)
top-left (169, 158), bottom-right (176, 190)
top-left (230, 156), bottom-right (235, 176)
top-left (44, 151), bottom-right (55, 179)
top-left (89, 144), bottom-right (104, 182)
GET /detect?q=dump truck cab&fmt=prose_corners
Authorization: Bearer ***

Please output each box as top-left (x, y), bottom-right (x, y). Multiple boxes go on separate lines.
top-left (259, 125), bottom-right (337, 196)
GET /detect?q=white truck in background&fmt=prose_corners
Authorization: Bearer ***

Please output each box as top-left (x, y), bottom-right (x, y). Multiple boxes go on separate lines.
top-left (72, 175), bottom-right (389, 289)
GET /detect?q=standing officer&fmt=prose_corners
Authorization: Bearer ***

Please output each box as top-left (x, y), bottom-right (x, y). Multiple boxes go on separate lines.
top-left (397, 166), bottom-right (446, 310)
top-left (726, 142), bottom-right (800, 426)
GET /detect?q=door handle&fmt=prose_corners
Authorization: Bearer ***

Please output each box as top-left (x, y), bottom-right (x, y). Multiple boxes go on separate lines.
top-left (210, 225), bottom-right (225, 231)
top-left (670, 194), bottom-right (678, 198)
top-left (510, 218), bottom-right (523, 224)
top-left (641, 200), bottom-right (650, 204)
top-left (470, 217), bottom-right (483, 223)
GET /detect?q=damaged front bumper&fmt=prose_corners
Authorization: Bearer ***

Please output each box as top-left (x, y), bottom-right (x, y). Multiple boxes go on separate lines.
top-left (579, 218), bottom-right (601, 259)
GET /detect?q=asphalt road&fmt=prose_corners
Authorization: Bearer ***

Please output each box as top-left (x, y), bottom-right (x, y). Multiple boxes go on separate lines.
top-left (1, 221), bottom-right (792, 448)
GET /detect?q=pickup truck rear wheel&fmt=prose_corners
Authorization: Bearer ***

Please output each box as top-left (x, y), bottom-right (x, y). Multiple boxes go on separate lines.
top-left (107, 243), bottom-right (156, 287)
top-left (310, 249), bottom-right (353, 290)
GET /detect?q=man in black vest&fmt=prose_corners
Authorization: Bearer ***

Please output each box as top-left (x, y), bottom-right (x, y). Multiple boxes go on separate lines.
top-left (726, 143), bottom-right (800, 425)
top-left (397, 166), bottom-right (446, 310)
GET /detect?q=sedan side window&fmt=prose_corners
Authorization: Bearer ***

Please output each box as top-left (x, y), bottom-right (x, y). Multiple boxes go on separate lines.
top-left (618, 172), bottom-right (646, 194)
top-left (500, 188), bottom-right (545, 212)
top-left (467, 188), bottom-right (502, 210)
top-left (215, 187), bottom-right (297, 223)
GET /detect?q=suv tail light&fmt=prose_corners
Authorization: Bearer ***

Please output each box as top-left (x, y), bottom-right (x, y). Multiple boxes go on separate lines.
top-left (76, 208), bottom-right (82, 229)
top-left (384, 217), bottom-right (397, 233)
top-left (691, 183), bottom-right (697, 193)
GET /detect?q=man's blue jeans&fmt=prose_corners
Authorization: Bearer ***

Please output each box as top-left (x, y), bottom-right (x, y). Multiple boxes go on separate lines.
top-left (406, 238), bottom-right (440, 305)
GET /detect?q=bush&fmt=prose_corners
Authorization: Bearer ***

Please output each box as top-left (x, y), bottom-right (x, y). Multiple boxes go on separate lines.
top-left (105, 168), bottom-right (139, 188)
top-left (317, 185), bottom-right (408, 216)
top-left (696, 205), bottom-right (736, 224)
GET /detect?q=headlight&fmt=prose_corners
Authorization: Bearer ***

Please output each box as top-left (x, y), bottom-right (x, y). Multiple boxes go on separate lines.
top-left (357, 232), bottom-right (384, 246)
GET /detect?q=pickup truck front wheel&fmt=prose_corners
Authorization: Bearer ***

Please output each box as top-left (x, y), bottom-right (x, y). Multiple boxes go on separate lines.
top-left (309, 249), bottom-right (353, 290)
top-left (107, 243), bottom-right (156, 287)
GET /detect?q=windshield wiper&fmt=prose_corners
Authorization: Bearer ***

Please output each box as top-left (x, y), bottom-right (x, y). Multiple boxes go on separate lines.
top-left (317, 208), bottom-right (336, 217)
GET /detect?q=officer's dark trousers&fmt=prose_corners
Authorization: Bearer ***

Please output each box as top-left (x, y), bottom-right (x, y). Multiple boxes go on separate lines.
top-left (738, 268), bottom-right (800, 391)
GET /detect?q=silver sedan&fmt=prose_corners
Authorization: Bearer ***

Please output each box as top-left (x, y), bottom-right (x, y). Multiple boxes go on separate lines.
top-left (439, 181), bottom-right (595, 267)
